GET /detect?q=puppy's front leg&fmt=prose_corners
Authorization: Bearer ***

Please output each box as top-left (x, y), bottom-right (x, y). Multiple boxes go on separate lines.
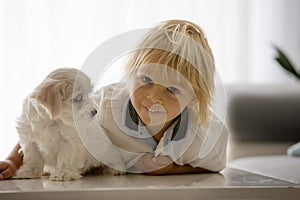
top-left (50, 169), bottom-right (82, 181)
top-left (12, 143), bottom-right (44, 179)
top-left (50, 148), bottom-right (83, 181)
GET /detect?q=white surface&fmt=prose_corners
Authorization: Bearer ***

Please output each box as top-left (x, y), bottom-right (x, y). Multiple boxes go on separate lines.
top-left (229, 155), bottom-right (300, 184)
top-left (0, 168), bottom-right (299, 200)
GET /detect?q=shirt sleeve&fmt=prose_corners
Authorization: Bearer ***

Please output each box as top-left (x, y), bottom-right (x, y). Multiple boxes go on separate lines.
top-left (175, 116), bottom-right (229, 172)
top-left (188, 126), bottom-right (228, 171)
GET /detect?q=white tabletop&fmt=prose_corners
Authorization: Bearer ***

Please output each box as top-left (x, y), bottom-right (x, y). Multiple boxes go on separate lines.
top-left (0, 168), bottom-right (299, 200)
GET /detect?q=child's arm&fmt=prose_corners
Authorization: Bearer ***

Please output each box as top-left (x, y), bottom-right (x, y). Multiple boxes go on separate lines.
top-left (0, 143), bottom-right (23, 180)
top-left (145, 162), bottom-right (213, 175)
top-left (136, 153), bottom-right (214, 175)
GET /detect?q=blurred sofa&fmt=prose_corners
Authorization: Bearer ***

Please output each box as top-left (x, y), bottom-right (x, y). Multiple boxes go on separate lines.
top-left (224, 84), bottom-right (300, 184)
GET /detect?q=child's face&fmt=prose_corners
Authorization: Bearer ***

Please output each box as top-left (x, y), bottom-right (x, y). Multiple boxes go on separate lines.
top-left (128, 64), bottom-right (195, 128)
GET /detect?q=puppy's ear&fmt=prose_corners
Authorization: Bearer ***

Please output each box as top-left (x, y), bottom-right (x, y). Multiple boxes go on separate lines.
top-left (31, 79), bottom-right (62, 119)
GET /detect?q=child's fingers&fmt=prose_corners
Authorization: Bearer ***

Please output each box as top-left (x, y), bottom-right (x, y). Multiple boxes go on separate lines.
top-left (0, 169), bottom-right (13, 180)
top-left (136, 153), bottom-right (163, 172)
top-left (0, 161), bottom-right (16, 180)
top-left (136, 154), bottom-right (174, 173)
top-left (152, 156), bottom-right (173, 166)
top-left (141, 154), bottom-right (156, 168)
top-left (0, 162), bottom-right (9, 174)
top-left (0, 168), bottom-right (13, 180)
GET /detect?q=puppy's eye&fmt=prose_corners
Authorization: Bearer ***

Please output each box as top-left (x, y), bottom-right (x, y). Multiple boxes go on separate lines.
top-left (73, 95), bottom-right (83, 102)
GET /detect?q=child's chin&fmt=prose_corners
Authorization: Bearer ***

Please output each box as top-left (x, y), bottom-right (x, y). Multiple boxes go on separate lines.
top-left (146, 121), bottom-right (167, 128)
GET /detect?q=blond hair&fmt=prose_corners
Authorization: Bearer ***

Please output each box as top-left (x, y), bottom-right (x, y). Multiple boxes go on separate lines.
top-left (126, 19), bottom-right (215, 125)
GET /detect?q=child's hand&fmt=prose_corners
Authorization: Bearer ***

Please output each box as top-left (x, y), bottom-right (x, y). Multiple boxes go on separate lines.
top-left (136, 153), bottom-right (174, 173)
top-left (0, 160), bottom-right (17, 180)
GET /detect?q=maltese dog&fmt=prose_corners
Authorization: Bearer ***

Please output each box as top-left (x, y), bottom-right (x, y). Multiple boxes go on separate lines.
top-left (13, 68), bottom-right (123, 181)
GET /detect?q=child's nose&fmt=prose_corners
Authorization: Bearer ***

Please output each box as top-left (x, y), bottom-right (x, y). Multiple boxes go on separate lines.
top-left (146, 84), bottom-right (164, 103)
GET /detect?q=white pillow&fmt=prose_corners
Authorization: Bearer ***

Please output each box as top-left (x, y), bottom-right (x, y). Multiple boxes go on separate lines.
top-left (287, 142), bottom-right (300, 157)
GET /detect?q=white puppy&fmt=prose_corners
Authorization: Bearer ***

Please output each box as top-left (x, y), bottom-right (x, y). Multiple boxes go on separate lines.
top-left (13, 68), bottom-right (118, 181)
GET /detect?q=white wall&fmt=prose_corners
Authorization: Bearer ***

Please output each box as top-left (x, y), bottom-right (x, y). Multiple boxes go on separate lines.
top-left (0, 0), bottom-right (299, 159)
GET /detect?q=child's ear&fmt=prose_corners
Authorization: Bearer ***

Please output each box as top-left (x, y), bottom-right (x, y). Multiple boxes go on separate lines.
top-left (31, 79), bottom-right (62, 119)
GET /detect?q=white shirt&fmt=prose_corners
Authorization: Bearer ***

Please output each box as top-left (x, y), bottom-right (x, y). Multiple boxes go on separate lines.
top-left (94, 83), bottom-right (228, 172)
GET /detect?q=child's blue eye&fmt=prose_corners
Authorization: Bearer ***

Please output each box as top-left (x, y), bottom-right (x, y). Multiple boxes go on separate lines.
top-left (167, 86), bottom-right (179, 94)
top-left (142, 76), bottom-right (153, 85)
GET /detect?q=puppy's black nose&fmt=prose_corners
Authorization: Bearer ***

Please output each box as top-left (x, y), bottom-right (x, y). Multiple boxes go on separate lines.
top-left (91, 109), bottom-right (97, 116)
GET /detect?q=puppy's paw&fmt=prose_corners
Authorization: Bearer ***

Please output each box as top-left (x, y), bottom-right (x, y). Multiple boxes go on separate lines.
top-left (50, 170), bottom-right (82, 181)
top-left (111, 169), bottom-right (126, 176)
top-left (12, 165), bottom-right (42, 179)
top-left (103, 167), bottom-right (125, 176)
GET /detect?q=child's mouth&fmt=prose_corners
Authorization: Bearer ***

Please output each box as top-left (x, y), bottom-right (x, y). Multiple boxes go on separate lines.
top-left (142, 103), bottom-right (165, 113)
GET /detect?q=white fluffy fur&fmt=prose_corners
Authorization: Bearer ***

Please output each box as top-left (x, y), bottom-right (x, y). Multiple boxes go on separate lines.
top-left (13, 68), bottom-right (117, 181)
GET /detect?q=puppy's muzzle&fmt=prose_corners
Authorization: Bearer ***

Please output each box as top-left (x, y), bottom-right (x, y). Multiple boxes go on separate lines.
top-left (91, 108), bottom-right (97, 116)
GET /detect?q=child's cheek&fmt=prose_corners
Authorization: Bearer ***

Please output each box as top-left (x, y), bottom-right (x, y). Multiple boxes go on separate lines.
top-left (127, 79), bottom-right (140, 95)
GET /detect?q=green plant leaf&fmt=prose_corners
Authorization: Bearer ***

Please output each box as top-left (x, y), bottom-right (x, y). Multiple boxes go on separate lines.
top-left (274, 46), bottom-right (300, 80)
